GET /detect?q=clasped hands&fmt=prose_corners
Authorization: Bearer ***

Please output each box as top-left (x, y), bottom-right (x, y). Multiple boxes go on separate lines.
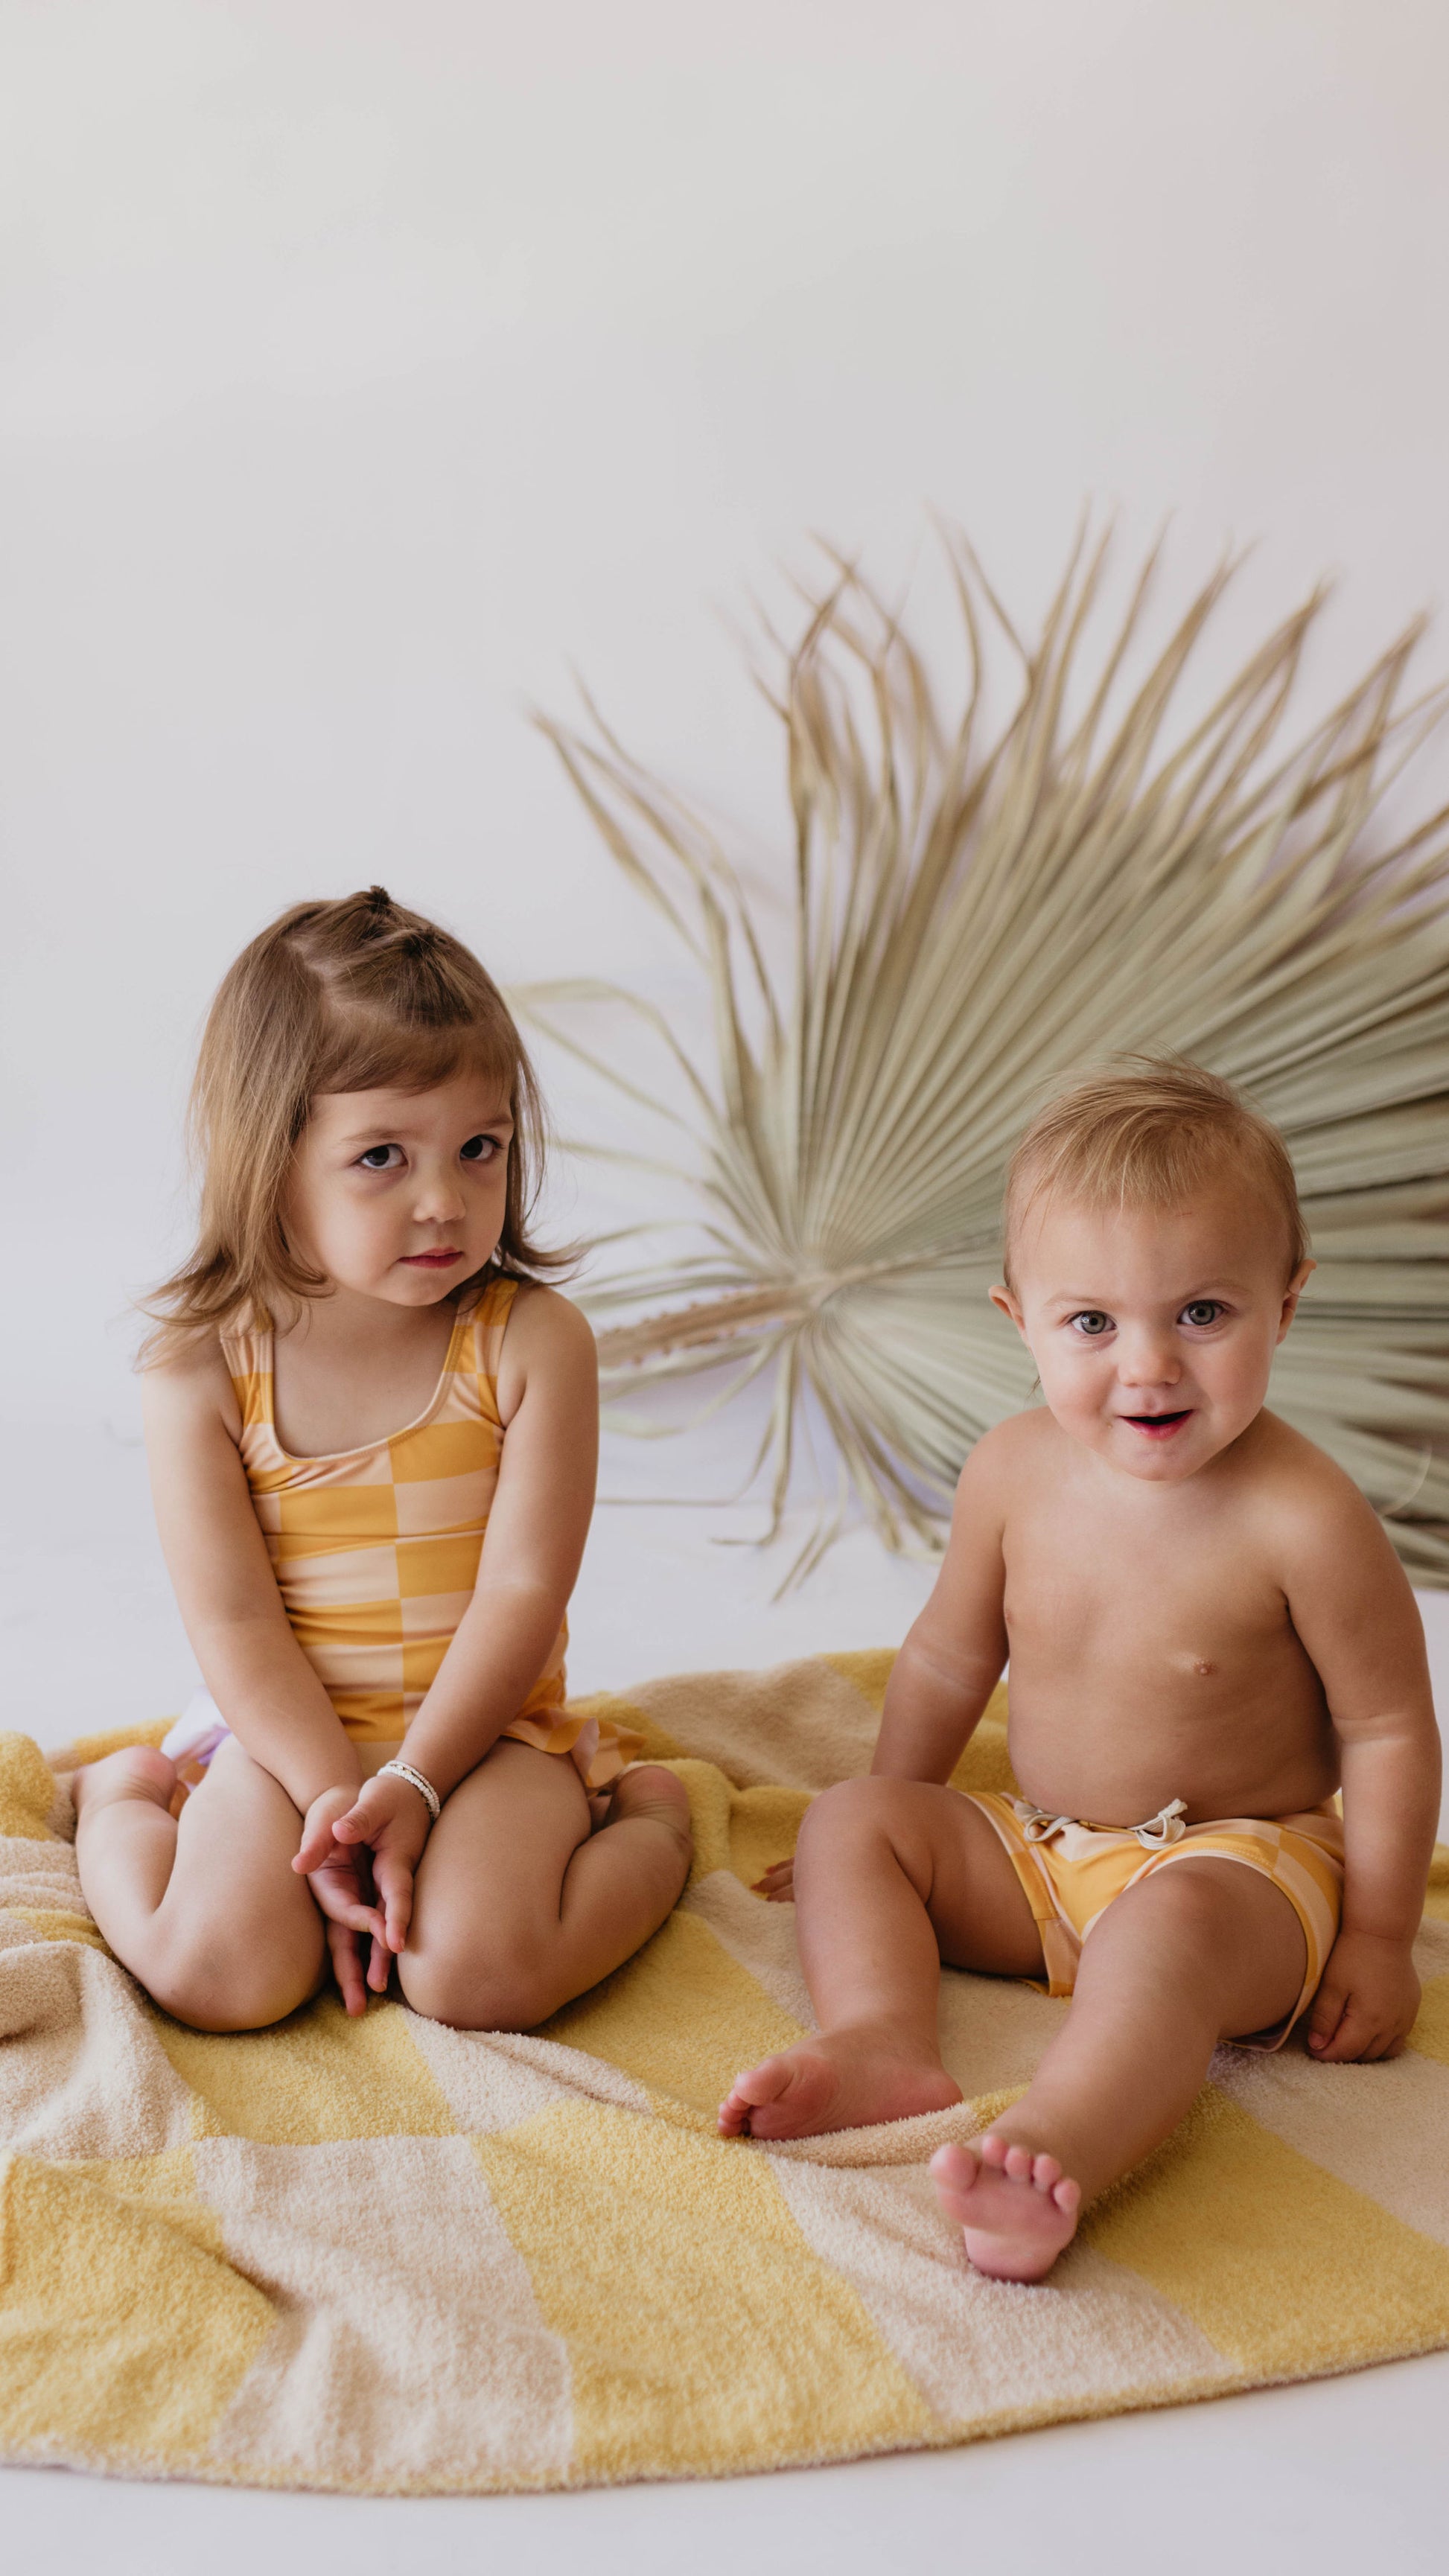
top-left (293, 1770), bottom-right (434, 2018)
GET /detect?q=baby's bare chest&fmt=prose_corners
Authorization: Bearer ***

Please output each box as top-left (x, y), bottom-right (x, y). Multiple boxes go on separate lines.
top-left (1001, 1507), bottom-right (1301, 1695)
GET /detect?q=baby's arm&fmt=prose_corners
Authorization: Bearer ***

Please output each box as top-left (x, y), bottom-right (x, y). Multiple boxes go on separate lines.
top-left (872, 1433), bottom-right (1011, 1782)
top-left (1279, 1470), bottom-right (1441, 2062)
top-left (325, 1287), bottom-right (598, 1928)
top-left (754, 1438), bottom-right (1009, 1898)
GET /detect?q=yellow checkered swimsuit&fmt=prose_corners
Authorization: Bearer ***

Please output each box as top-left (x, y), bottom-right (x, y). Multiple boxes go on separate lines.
top-left (169, 1275), bottom-right (638, 1794)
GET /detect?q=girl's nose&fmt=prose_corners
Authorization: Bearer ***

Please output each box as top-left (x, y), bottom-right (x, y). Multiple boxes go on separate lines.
top-left (412, 1167), bottom-right (466, 1225)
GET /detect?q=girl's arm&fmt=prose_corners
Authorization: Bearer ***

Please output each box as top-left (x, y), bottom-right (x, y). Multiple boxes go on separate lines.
top-left (325, 1289), bottom-right (597, 1942)
top-left (1278, 1466), bottom-right (1440, 2063)
top-left (871, 1430), bottom-right (1011, 1782)
top-left (401, 1287), bottom-right (597, 1796)
top-left (143, 1351), bottom-right (363, 1814)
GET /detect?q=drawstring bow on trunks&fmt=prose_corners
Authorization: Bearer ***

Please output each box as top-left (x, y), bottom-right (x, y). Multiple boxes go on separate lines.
top-left (1019, 1796), bottom-right (1189, 1852)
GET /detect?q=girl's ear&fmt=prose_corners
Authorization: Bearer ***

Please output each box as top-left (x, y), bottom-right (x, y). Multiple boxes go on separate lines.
top-left (1276, 1258), bottom-right (1315, 1344)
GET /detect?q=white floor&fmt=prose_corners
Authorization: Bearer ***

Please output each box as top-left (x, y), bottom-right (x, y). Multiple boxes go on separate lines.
top-left (4, 1420), bottom-right (1449, 2575)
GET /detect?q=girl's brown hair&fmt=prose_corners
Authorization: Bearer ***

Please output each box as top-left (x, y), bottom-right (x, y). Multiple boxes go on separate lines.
top-left (142, 887), bottom-right (565, 1360)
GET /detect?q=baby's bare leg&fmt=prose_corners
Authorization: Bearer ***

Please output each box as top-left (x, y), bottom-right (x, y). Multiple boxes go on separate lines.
top-left (932, 1857), bottom-right (1308, 2280)
top-left (718, 1778), bottom-right (1043, 2139)
top-left (398, 1742), bottom-right (692, 2029)
top-left (73, 1737), bottom-right (326, 2030)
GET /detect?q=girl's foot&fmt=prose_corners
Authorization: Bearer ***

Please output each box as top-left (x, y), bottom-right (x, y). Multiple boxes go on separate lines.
top-left (599, 1764), bottom-right (693, 1860)
top-left (931, 2135), bottom-right (1082, 2281)
top-left (718, 2028), bottom-right (962, 2140)
top-left (71, 1744), bottom-right (177, 1823)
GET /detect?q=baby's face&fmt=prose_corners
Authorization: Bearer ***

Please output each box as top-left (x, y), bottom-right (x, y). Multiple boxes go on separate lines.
top-left (284, 1071), bottom-right (514, 1310)
top-left (993, 1182), bottom-right (1311, 1485)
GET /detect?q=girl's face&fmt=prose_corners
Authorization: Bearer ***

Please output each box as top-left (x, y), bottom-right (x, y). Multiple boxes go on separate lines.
top-left (991, 1181), bottom-right (1311, 1486)
top-left (284, 1071), bottom-right (515, 1307)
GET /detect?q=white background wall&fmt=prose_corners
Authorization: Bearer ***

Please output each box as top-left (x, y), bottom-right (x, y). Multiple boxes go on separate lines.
top-left (6, 17), bottom-right (1449, 2557)
top-left (4, 0), bottom-right (1449, 1435)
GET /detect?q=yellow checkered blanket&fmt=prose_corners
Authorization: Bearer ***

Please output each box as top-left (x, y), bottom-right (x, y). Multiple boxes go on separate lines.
top-left (2, 1651), bottom-right (1448, 2493)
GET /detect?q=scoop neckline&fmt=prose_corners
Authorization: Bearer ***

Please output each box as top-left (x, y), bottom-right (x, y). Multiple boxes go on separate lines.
top-left (256, 1286), bottom-right (494, 1467)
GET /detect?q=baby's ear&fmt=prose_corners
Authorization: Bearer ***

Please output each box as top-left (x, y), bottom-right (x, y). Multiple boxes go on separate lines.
top-left (990, 1283), bottom-right (1026, 1334)
top-left (1276, 1258), bottom-right (1315, 1341)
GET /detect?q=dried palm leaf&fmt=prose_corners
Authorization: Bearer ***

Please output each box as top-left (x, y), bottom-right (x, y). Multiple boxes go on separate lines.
top-left (517, 526), bottom-right (1449, 1586)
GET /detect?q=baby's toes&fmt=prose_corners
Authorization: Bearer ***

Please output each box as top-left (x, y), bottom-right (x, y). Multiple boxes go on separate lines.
top-left (930, 2143), bottom-right (979, 2214)
top-left (1001, 2143), bottom-right (1034, 2182)
top-left (1051, 2175), bottom-right (1081, 2216)
top-left (978, 2132), bottom-right (1010, 2171)
top-left (1031, 2153), bottom-right (1063, 2194)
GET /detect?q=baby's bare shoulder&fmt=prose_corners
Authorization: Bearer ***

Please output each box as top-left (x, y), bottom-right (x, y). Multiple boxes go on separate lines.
top-left (1239, 1409), bottom-right (1386, 1560)
top-left (965, 1408), bottom-right (1065, 1475)
top-left (954, 1408), bottom-right (1063, 1511)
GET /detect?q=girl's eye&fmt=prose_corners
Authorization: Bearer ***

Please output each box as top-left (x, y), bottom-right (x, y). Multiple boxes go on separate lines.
top-left (459, 1134), bottom-right (500, 1164)
top-left (357, 1144), bottom-right (402, 1172)
top-left (1071, 1310), bottom-right (1112, 1338)
top-left (1181, 1299), bottom-right (1223, 1328)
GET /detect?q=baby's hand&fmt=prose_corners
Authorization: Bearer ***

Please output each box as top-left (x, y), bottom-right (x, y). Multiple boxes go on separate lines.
top-left (1307, 1928), bottom-right (1421, 2063)
top-left (751, 1856), bottom-right (796, 1903)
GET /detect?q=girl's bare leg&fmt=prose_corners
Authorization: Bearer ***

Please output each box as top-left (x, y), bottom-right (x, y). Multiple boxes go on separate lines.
top-left (73, 1738), bottom-right (326, 2031)
top-left (718, 1776), bottom-right (1044, 2139)
top-left (932, 1856), bottom-right (1307, 2278)
top-left (397, 1743), bottom-right (692, 2029)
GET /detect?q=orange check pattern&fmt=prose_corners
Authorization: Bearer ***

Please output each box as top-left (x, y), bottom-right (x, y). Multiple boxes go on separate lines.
top-left (223, 1275), bottom-right (637, 1789)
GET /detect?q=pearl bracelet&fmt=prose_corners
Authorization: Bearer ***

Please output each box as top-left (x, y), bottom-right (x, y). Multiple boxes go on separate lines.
top-left (376, 1759), bottom-right (442, 1823)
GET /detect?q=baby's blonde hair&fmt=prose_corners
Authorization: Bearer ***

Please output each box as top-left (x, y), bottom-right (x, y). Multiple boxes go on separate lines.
top-left (142, 887), bottom-right (564, 1361)
top-left (1001, 1056), bottom-right (1308, 1290)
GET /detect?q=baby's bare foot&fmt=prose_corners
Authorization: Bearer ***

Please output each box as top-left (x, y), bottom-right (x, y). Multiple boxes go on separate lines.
top-left (718, 2028), bottom-right (961, 2140)
top-left (931, 2135), bottom-right (1082, 2281)
top-left (71, 1745), bottom-right (176, 1824)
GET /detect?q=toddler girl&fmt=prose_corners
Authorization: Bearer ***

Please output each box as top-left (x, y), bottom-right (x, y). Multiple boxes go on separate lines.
top-left (74, 888), bottom-right (692, 2030)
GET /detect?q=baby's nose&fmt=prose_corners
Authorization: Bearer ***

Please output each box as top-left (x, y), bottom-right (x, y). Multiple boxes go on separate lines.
top-left (1116, 1330), bottom-right (1180, 1385)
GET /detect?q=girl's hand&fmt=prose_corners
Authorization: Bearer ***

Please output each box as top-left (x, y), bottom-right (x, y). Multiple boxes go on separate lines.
top-left (1307, 1928), bottom-right (1422, 2062)
top-left (293, 1787), bottom-right (391, 2015)
top-left (325, 1771), bottom-right (436, 1960)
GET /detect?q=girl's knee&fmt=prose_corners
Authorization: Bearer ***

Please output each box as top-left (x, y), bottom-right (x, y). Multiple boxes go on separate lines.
top-left (398, 1945), bottom-right (557, 2033)
top-left (146, 1921), bottom-right (324, 2033)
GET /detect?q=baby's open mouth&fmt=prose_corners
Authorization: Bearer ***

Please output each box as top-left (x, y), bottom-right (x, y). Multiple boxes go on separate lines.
top-left (1119, 1409), bottom-right (1192, 1436)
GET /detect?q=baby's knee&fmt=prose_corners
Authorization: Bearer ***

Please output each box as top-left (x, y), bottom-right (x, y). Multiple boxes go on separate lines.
top-left (797, 1774), bottom-right (916, 1852)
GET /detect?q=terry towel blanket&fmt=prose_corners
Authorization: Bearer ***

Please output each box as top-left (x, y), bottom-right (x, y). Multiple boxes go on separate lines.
top-left (2, 1651), bottom-right (1449, 2494)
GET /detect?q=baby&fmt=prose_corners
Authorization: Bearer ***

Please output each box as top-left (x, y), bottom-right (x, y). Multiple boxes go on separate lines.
top-left (719, 1059), bottom-right (1441, 2280)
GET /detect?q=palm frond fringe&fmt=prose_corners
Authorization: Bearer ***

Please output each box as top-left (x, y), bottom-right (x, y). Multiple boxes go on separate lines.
top-left (517, 527), bottom-right (1449, 1587)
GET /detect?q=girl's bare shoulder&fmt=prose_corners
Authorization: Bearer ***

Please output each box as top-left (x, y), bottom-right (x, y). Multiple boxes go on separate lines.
top-left (494, 1280), bottom-right (596, 1418)
top-left (139, 1330), bottom-right (243, 1442)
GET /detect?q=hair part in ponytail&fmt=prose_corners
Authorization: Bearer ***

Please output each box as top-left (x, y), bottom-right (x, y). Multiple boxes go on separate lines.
top-left (141, 889), bottom-right (568, 1361)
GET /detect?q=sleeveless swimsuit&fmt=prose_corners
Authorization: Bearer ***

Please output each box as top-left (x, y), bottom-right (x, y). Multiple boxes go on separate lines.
top-left (162, 1274), bottom-right (638, 1794)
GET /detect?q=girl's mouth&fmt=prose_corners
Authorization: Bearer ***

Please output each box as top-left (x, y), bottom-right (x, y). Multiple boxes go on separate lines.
top-left (401, 1249), bottom-right (463, 1269)
top-left (1119, 1409), bottom-right (1192, 1438)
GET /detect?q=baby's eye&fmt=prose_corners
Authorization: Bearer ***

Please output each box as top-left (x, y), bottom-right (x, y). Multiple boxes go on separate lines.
top-left (1070, 1310), bottom-right (1112, 1338)
top-left (357, 1144), bottom-right (403, 1172)
top-left (1180, 1299), bottom-right (1224, 1328)
top-left (459, 1134), bottom-right (501, 1164)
